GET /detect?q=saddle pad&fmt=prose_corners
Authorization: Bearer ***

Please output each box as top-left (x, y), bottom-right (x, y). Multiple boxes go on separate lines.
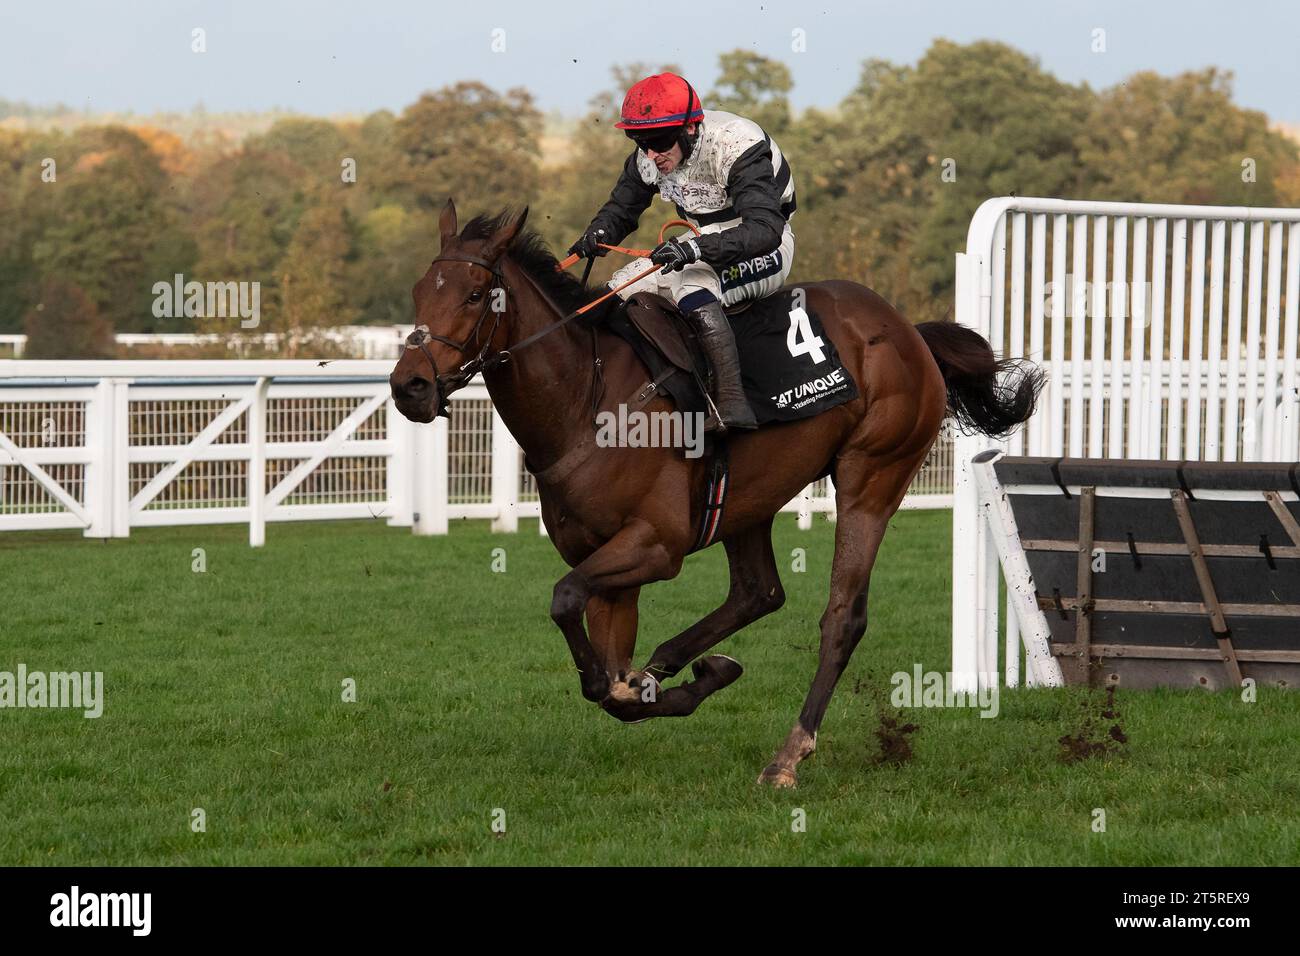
top-left (732, 289), bottom-right (859, 423)
top-left (603, 288), bottom-right (859, 426)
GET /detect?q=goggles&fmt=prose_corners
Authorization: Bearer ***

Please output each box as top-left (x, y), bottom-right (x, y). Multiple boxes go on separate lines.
top-left (628, 127), bottom-right (681, 154)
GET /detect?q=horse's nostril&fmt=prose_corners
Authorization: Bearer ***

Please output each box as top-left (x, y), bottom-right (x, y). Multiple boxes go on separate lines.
top-left (394, 376), bottom-right (431, 400)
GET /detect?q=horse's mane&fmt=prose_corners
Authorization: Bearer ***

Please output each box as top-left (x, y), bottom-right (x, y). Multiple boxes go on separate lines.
top-left (461, 211), bottom-right (605, 314)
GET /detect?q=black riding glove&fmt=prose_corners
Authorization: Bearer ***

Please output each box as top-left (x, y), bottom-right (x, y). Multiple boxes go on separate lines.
top-left (568, 227), bottom-right (609, 259)
top-left (649, 236), bottom-right (701, 273)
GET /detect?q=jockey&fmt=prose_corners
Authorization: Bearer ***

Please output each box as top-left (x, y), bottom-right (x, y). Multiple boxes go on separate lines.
top-left (568, 73), bottom-right (797, 432)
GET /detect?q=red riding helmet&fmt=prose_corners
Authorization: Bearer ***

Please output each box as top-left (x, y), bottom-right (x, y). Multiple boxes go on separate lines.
top-left (615, 73), bottom-right (704, 131)
top-left (615, 73), bottom-right (704, 159)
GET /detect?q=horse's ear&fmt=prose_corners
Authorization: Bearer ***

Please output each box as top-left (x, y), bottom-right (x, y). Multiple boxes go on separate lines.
top-left (485, 206), bottom-right (529, 259)
top-left (439, 199), bottom-right (458, 251)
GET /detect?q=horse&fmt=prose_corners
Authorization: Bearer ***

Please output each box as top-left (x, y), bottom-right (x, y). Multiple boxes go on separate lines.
top-left (390, 199), bottom-right (1041, 788)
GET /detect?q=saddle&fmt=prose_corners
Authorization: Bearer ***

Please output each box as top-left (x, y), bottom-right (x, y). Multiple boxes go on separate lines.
top-left (606, 292), bottom-right (712, 417)
top-left (599, 288), bottom-right (860, 428)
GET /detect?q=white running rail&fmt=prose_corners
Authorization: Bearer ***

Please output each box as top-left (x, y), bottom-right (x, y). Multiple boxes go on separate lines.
top-left (1, 360), bottom-right (953, 546)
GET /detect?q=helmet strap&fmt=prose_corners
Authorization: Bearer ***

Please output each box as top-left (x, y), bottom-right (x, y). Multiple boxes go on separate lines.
top-left (677, 79), bottom-right (700, 163)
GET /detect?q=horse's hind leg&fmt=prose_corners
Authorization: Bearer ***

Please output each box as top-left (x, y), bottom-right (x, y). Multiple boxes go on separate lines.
top-left (758, 452), bottom-right (922, 788)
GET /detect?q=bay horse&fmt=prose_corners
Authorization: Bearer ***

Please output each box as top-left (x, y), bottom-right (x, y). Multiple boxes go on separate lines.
top-left (390, 200), bottom-right (1041, 788)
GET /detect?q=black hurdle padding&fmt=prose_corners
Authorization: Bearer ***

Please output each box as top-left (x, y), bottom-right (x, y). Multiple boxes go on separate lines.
top-left (1180, 459), bottom-right (1300, 492)
top-left (1040, 609), bottom-right (1300, 650)
top-left (1007, 487), bottom-right (1295, 547)
top-left (1021, 549), bottom-right (1300, 606)
top-left (989, 456), bottom-right (1300, 689)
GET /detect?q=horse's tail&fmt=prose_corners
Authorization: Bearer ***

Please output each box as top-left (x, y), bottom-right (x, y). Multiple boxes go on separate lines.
top-left (915, 321), bottom-right (1045, 439)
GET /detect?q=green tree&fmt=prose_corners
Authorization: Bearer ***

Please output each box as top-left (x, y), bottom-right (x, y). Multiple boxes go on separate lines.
top-left (4, 41), bottom-right (1300, 353)
top-left (794, 41), bottom-right (1092, 321)
top-left (23, 278), bottom-right (115, 358)
top-left (342, 109), bottom-right (403, 214)
top-left (247, 118), bottom-right (351, 189)
top-left (388, 82), bottom-right (543, 214)
top-left (0, 130), bottom-right (43, 332)
top-left (29, 126), bottom-right (195, 333)
top-left (1079, 68), bottom-right (1300, 206)
top-left (190, 145), bottom-right (308, 333)
top-left (349, 203), bottom-right (435, 325)
top-left (277, 198), bottom-right (358, 349)
top-left (708, 50), bottom-right (794, 135)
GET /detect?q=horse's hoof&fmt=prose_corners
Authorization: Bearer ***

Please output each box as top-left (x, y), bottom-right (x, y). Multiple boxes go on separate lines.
top-left (607, 670), bottom-right (659, 704)
top-left (606, 678), bottom-right (641, 705)
top-left (578, 671), bottom-right (609, 703)
top-left (757, 764), bottom-right (798, 789)
top-left (691, 654), bottom-right (743, 687)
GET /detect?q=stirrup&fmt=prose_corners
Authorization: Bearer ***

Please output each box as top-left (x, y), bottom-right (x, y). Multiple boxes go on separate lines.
top-left (702, 394), bottom-right (727, 435)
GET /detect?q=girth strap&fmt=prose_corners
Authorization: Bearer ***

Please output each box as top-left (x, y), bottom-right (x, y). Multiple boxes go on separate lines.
top-left (629, 366), bottom-right (679, 412)
top-left (691, 440), bottom-right (730, 552)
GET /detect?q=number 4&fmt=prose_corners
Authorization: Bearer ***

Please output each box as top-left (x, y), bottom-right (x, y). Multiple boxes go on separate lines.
top-left (786, 308), bottom-right (826, 364)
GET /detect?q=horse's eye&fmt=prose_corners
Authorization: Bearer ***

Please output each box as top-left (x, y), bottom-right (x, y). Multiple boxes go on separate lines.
top-left (467, 289), bottom-right (484, 304)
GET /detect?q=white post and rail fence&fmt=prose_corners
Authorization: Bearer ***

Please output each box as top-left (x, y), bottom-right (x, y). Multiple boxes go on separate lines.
top-left (0, 359), bottom-right (955, 547)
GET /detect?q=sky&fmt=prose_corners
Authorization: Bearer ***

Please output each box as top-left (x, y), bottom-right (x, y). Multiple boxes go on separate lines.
top-left (1, 0), bottom-right (1297, 124)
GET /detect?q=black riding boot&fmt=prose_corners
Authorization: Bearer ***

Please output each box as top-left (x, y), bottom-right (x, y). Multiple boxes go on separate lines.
top-left (686, 300), bottom-right (758, 432)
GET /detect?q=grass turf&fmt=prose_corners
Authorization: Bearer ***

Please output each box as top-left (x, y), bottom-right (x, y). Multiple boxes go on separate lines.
top-left (1, 510), bottom-right (1297, 865)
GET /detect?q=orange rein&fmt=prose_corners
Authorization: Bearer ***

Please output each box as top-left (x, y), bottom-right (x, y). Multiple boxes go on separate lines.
top-left (556, 220), bottom-right (703, 316)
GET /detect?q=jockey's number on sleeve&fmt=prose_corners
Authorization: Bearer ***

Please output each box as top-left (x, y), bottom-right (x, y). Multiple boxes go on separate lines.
top-left (786, 308), bottom-right (827, 364)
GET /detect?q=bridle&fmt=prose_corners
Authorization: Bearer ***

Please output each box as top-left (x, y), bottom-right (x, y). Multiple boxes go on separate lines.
top-left (403, 248), bottom-right (605, 420)
top-left (404, 252), bottom-right (511, 417)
